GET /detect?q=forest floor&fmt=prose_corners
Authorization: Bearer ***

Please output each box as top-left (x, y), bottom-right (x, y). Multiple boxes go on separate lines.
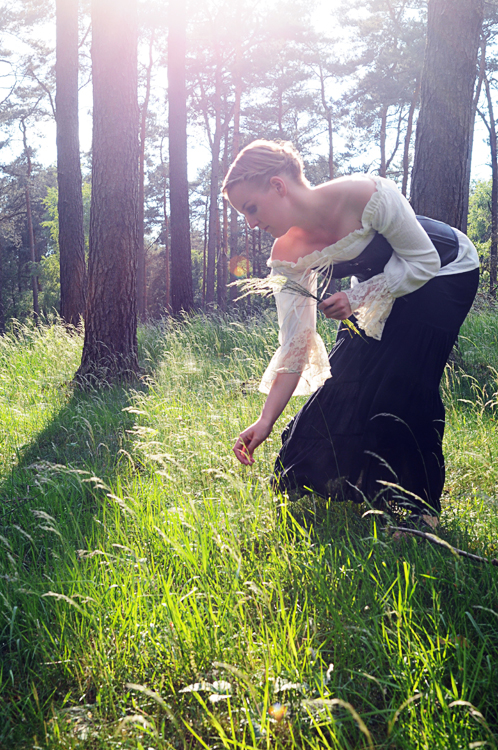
top-left (0, 306), bottom-right (498, 749)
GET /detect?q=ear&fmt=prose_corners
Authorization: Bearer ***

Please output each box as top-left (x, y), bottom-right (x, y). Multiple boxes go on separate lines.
top-left (269, 176), bottom-right (287, 196)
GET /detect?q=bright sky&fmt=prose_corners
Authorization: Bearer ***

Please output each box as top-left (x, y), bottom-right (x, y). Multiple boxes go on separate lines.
top-left (1, 0), bottom-right (492, 183)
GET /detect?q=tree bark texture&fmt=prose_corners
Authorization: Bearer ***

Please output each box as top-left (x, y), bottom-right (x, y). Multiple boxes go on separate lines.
top-left (137, 31), bottom-right (154, 322)
top-left (484, 76), bottom-right (497, 295)
top-left (462, 35), bottom-right (487, 233)
top-left (229, 59), bottom-right (241, 303)
top-left (21, 120), bottom-right (39, 322)
top-left (56, 0), bottom-right (86, 328)
top-left (168, 0), bottom-right (193, 314)
top-left (205, 67), bottom-right (222, 307)
top-left (77, 0), bottom-right (140, 383)
top-left (410, 0), bottom-right (484, 229)
top-left (401, 81), bottom-right (420, 196)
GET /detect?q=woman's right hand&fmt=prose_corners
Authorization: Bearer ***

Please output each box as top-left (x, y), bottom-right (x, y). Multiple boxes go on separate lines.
top-left (233, 417), bottom-right (273, 465)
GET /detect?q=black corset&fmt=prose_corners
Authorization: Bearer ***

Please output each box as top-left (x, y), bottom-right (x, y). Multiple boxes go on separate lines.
top-left (331, 215), bottom-right (459, 282)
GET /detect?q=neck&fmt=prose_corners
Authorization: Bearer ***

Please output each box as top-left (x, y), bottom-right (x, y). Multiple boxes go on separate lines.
top-left (286, 181), bottom-right (338, 239)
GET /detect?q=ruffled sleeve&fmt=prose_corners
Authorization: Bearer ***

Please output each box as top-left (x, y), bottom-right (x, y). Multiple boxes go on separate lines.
top-left (362, 177), bottom-right (441, 298)
top-left (344, 273), bottom-right (395, 341)
top-left (342, 177), bottom-right (442, 339)
top-left (259, 267), bottom-right (331, 396)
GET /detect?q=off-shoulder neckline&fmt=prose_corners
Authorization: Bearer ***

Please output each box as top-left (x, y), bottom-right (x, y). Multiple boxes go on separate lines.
top-left (267, 174), bottom-right (386, 270)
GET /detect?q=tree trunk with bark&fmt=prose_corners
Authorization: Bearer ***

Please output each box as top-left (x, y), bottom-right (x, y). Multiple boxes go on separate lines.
top-left (77, 0), bottom-right (140, 384)
top-left (168, 0), bottom-right (193, 314)
top-left (379, 105), bottom-right (387, 177)
top-left (229, 53), bottom-right (242, 304)
top-left (56, 0), bottom-right (86, 328)
top-left (218, 135), bottom-right (229, 311)
top-left (401, 81), bottom-right (420, 196)
top-left (410, 0), bottom-right (484, 229)
top-left (484, 75), bottom-right (497, 295)
top-left (462, 35), bottom-right (487, 232)
top-left (20, 119), bottom-right (39, 323)
top-left (137, 31), bottom-right (154, 322)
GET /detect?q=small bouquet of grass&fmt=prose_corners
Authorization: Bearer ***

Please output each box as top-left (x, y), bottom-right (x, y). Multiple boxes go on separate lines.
top-left (230, 274), bottom-right (319, 301)
top-left (230, 276), bottom-right (363, 337)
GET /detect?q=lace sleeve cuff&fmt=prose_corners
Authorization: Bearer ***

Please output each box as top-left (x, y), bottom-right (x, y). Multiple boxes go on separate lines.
top-left (344, 273), bottom-right (395, 340)
top-left (259, 328), bottom-right (331, 396)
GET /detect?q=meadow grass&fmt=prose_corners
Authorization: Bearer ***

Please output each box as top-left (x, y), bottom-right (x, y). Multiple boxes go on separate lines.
top-left (0, 310), bottom-right (497, 749)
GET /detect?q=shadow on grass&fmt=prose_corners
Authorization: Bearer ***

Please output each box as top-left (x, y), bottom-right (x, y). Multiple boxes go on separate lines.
top-left (0, 380), bottom-right (147, 747)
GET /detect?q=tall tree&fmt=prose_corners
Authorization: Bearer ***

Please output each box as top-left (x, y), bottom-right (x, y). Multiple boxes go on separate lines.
top-left (340, 0), bottom-right (426, 181)
top-left (56, 0), bottom-right (86, 327)
top-left (20, 118), bottom-right (40, 323)
top-left (482, 73), bottom-right (498, 294)
top-left (410, 0), bottom-right (484, 229)
top-left (137, 29), bottom-right (155, 322)
top-left (77, 0), bottom-right (140, 383)
top-left (168, 0), bottom-right (193, 314)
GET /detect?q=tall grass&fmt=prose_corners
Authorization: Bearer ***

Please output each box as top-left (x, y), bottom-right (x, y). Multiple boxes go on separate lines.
top-left (0, 311), bottom-right (497, 749)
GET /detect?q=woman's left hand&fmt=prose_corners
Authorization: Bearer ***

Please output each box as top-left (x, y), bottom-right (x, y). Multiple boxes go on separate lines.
top-left (318, 292), bottom-right (352, 320)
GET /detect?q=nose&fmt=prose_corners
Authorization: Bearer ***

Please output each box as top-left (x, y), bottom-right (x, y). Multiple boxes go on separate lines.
top-left (246, 216), bottom-right (259, 229)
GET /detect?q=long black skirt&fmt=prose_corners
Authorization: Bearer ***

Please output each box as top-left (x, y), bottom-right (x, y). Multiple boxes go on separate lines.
top-left (273, 268), bottom-right (479, 515)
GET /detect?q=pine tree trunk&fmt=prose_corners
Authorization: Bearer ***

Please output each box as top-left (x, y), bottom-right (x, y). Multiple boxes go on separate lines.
top-left (21, 120), bottom-right (39, 323)
top-left (485, 76), bottom-right (498, 296)
top-left (379, 105), bottom-right (387, 177)
top-left (401, 81), bottom-right (420, 196)
top-left (77, 0), bottom-right (140, 384)
top-left (229, 64), bottom-right (242, 304)
top-left (159, 138), bottom-right (170, 312)
top-left (56, 0), bottom-right (86, 328)
top-left (137, 31), bottom-right (154, 321)
top-left (168, 0), bottom-right (193, 314)
top-left (218, 137), bottom-right (229, 311)
top-left (462, 36), bottom-right (487, 233)
top-left (410, 0), bottom-right (484, 229)
top-left (205, 64), bottom-right (222, 307)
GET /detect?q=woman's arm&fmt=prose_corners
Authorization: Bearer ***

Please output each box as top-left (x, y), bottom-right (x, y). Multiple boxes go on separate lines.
top-left (233, 372), bottom-right (301, 465)
top-left (367, 179), bottom-right (440, 296)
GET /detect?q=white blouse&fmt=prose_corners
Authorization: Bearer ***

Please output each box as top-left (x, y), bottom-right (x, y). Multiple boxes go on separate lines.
top-left (259, 175), bottom-right (479, 396)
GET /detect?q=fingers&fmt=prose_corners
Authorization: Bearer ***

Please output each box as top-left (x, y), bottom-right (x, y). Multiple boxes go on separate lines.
top-left (318, 292), bottom-right (352, 320)
top-left (233, 435), bottom-right (255, 465)
top-left (233, 419), bottom-right (273, 466)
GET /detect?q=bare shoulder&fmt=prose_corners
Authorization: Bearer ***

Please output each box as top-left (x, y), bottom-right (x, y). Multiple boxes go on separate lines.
top-left (325, 174), bottom-right (377, 209)
top-left (271, 227), bottom-right (323, 264)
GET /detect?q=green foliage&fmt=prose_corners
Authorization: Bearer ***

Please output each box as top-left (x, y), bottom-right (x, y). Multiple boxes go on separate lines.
top-left (0, 163), bottom-right (58, 327)
top-left (0, 312), bottom-right (498, 748)
top-left (42, 181), bottom-right (92, 254)
top-left (467, 180), bottom-right (497, 294)
top-left (42, 186), bottom-right (60, 251)
top-left (467, 178), bottom-right (492, 256)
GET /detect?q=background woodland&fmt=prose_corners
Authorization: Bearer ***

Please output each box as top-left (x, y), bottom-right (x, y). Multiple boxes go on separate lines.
top-left (1, 0), bottom-right (497, 337)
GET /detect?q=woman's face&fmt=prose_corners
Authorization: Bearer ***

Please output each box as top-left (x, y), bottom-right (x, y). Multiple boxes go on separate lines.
top-left (228, 178), bottom-right (292, 238)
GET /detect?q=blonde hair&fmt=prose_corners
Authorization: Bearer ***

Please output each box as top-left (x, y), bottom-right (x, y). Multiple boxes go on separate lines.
top-left (222, 139), bottom-right (307, 198)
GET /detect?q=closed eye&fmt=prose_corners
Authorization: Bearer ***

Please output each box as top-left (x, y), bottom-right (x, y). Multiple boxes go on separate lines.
top-left (246, 205), bottom-right (257, 215)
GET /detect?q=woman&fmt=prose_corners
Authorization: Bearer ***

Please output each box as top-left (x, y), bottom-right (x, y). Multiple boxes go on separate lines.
top-left (222, 140), bottom-right (479, 520)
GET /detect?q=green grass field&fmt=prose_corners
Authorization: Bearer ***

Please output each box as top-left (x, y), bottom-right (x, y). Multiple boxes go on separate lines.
top-left (0, 309), bottom-right (497, 749)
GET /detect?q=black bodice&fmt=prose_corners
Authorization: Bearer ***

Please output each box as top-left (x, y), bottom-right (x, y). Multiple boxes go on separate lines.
top-left (331, 215), bottom-right (459, 282)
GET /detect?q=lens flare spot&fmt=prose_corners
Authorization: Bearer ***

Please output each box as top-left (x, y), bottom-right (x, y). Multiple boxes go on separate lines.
top-left (230, 255), bottom-right (248, 278)
top-left (268, 703), bottom-right (287, 722)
